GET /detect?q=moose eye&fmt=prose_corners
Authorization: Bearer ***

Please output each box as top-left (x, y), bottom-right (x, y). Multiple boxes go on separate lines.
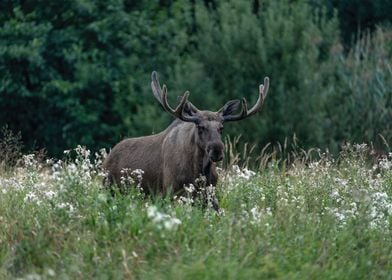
top-left (218, 126), bottom-right (224, 134)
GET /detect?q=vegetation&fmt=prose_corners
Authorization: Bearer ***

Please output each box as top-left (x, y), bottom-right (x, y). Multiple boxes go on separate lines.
top-left (0, 0), bottom-right (391, 156)
top-left (0, 144), bottom-right (391, 279)
top-left (1, 1), bottom-right (391, 278)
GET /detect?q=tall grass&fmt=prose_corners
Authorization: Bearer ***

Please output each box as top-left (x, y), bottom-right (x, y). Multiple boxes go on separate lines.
top-left (0, 126), bottom-right (23, 171)
top-left (0, 144), bottom-right (391, 279)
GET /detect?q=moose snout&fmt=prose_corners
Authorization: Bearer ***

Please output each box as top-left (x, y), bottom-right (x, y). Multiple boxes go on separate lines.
top-left (207, 142), bottom-right (224, 162)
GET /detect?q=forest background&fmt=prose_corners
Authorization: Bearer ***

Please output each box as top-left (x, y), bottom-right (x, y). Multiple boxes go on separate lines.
top-left (0, 0), bottom-right (391, 157)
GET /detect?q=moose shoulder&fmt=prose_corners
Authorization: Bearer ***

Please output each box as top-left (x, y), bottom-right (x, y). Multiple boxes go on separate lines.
top-left (103, 71), bottom-right (269, 210)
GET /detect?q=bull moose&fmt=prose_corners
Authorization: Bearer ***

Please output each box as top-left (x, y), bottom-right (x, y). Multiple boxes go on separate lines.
top-left (103, 71), bottom-right (269, 210)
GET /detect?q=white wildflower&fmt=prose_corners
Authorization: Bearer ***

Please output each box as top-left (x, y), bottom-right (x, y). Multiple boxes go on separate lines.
top-left (18, 273), bottom-right (42, 280)
top-left (22, 154), bottom-right (37, 168)
top-left (147, 205), bottom-right (181, 230)
top-left (250, 206), bottom-right (262, 224)
top-left (177, 196), bottom-right (194, 206)
top-left (57, 202), bottom-right (75, 214)
top-left (330, 189), bottom-right (341, 203)
top-left (44, 190), bottom-right (57, 200)
top-left (378, 156), bottom-right (391, 170)
top-left (147, 206), bottom-right (165, 223)
top-left (24, 192), bottom-right (41, 205)
top-left (353, 143), bottom-right (368, 153)
top-left (97, 193), bottom-right (107, 203)
top-left (46, 268), bottom-right (56, 277)
top-left (131, 169), bottom-right (144, 179)
top-left (334, 178), bottom-right (348, 187)
top-left (184, 184), bottom-right (195, 194)
top-left (241, 168), bottom-right (256, 179)
top-left (163, 217), bottom-right (182, 230)
top-left (231, 165), bottom-right (256, 180)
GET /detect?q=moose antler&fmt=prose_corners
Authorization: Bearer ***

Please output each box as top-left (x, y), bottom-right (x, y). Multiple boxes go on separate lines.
top-left (151, 71), bottom-right (199, 123)
top-left (222, 77), bottom-right (269, 122)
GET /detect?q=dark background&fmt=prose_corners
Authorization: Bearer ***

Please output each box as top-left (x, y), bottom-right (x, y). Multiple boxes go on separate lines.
top-left (1, 0), bottom-right (391, 157)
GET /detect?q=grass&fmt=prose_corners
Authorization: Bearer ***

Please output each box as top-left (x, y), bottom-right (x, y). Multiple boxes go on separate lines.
top-left (0, 144), bottom-right (391, 279)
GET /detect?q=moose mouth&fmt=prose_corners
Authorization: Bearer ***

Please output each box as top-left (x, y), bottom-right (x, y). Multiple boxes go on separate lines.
top-left (210, 155), bottom-right (224, 163)
top-left (208, 152), bottom-right (224, 163)
top-left (206, 143), bottom-right (224, 163)
top-left (203, 152), bottom-right (223, 170)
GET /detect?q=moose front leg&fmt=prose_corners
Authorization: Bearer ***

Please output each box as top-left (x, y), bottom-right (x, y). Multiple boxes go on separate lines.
top-left (194, 171), bottom-right (220, 212)
top-left (200, 160), bottom-right (220, 212)
top-left (209, 194), bottom-right (220, 212)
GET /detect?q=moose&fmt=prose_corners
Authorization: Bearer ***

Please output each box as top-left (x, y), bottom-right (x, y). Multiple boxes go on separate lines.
top-left (103, 71), bottom-right (269, 210)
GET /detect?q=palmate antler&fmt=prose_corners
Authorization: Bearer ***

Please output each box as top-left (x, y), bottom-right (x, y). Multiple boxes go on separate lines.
top-left (221, 77), bottom-right (270, 122)
top-left (151, 71), bottom-right (199, 123)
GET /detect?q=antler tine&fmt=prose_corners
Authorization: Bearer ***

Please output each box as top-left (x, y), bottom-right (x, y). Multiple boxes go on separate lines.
top-left (247, 76), bottom-right (269, 117)
top-left (223, 77), bottom-right (269, 122)
top-left (151, 71), bottom-right (164, 104)
top-left (162, 87), bottom-right (189, 116)
top-left (151, 71), bottom-right (199, 123)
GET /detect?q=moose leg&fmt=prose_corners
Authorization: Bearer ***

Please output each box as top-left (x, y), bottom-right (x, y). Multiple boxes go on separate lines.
top-left (194, 178), bottom-right (219, 212)
top-left (209, 195), bottom-right (220, 212)
top-left (201, 161), bottom-right (220, 212)
top-left (195, 186), bottom-right (220, 212)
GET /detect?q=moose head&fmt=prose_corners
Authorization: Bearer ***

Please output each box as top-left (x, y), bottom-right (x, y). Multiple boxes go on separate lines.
top-left (151, 71), bottom-right (269, 169)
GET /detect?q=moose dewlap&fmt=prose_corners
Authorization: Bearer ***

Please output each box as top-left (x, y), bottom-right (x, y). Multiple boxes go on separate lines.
top-left (103, 71), bottom-right (269, 211)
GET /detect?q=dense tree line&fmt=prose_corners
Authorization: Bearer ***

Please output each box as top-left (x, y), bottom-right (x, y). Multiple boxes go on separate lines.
top-left (0, 0), bottom-right (391, 156)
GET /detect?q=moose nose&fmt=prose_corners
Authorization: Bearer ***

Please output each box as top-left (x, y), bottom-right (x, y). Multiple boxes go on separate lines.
top-left (207, 142), bottom-right (224, 162)
top-left (213, 153), bottom-right (224, 162)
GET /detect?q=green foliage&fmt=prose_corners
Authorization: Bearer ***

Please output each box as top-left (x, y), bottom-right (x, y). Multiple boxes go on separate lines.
top-left (325, 28), bottom-right (392, 151)
top-left (0, 0), bottom-right (193, 156)
top-left (0, 146), bottom-right (391, 278)
top-left (194, 0), bottom-right (340, 148)
top-left (0, 0), bottom-right (391, 156)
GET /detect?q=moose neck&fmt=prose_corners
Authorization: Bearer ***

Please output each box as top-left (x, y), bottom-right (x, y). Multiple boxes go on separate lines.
top-left (166, 121), bottom-right (218, 186)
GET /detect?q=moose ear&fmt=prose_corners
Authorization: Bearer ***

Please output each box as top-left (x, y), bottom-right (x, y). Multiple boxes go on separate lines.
top-left (218, 100), bottom-right (242, 117)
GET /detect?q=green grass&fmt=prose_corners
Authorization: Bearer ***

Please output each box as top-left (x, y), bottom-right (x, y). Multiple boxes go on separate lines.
top-left (0, 145), bottom-right (391, 279)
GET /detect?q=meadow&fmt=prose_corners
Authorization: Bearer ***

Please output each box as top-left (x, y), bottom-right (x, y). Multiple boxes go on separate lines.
top-left (0, 144), bottom-right (391, 279)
